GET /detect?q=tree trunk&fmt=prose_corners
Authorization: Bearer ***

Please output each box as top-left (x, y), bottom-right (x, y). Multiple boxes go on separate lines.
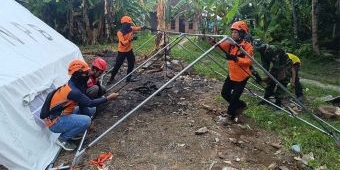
top-left (312, 0), bottom-right (320, 55)
top-left (335, 0), bottom-right (340, 58)
top-left (67, 0), bottom-right (74, 41)
top-left (156, 0), bottom-right (167, 50)
top-left (292, 0), bottom-right (299, 39)
top-left (104, 0), bottom-right (111, 42)
top-left (83, 0), bottom-right (93, 45)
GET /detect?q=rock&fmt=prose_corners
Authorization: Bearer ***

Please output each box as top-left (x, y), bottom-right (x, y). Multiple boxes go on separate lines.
top-left (218, 152), bottom-right (226, 159)
top-left (229, 138), bottom-right (237, 144)
top-left (195, 127), bottom-right (209, 135)
top-left (222, 166), bottom-right (238, 170)
top-left (301, 152), bottom-right (315, 165)
top-left (171, 59), bottom-right (180, 65)
top-left (279, 166), bottom-right (289, 170)
top-left (270, 142), bottom-right (282, 149)
top-left (317, 105), bottom-right (338, 119)
top-left (268, 162), bottom-right (278, 169)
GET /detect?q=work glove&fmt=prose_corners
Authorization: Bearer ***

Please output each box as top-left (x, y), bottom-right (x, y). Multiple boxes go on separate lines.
top-left (225, 53), bottom-right (238, 62)
top-left (142, 26), bottom-right (153, 30)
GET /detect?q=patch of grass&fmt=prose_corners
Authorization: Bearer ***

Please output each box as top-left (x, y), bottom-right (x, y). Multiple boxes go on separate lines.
top-left (299, 55), bottom-right (340, 86)
top-left (243, 88), bottom-right (340, 169)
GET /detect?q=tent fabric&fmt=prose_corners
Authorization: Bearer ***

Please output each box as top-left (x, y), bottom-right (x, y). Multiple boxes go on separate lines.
top-left (0, 0), bottom-right (83, 169)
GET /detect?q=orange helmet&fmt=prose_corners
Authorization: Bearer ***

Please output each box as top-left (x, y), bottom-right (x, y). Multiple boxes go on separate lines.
top-left (92, 57), bottom-right (107, 71)
top-left (68, 60), bottom-right (90, 75)
top-left (230, 20), bottom-right (249, 34)
top-left (121, 16), bottom-right (133, 24)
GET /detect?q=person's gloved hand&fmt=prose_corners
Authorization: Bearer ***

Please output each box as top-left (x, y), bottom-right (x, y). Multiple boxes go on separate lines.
top-left (142, 26), bottom-right (151, 30)
top-left (226, 53), bottom-right (238, 62)
top-left (132, 36), bottom-right (138, 41)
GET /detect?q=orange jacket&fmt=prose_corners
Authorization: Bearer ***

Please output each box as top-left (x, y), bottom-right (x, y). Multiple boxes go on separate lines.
top-left (49, 84), bottom-right (76, 114)
top-left (219, 40), bottom-right (253, 81)
top-left (117, 26), bottom-right (142, 52)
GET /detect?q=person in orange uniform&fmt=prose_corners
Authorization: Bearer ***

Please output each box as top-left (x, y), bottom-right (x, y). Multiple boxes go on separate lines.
top-left (42, 60), bottom-right (119, 151)
top-left (216, 21), bottom-right (254, 124)
top-left (107, 15), bottom-right (145, 84)
top-left (86, 57), bottom-right (107, 99)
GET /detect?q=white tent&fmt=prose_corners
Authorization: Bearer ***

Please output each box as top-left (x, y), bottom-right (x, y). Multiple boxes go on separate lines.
top-left (0, 0), bottom-right (83, 169)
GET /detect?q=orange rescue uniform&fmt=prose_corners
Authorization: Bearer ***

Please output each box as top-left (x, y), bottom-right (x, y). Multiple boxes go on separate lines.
top-left (117, 26), bottom-right (142, 52)
top-left (219, 40), bottom-right (253, 81)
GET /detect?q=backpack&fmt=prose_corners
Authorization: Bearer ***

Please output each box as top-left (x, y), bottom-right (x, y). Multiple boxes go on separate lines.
top-left (40, 87), bottom-right (68, 119)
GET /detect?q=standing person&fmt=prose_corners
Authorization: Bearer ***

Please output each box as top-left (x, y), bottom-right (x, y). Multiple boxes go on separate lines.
top-left (253, 39), bottom-right (292, 107)
top-left (107, 15), bottom-right (145, 84)
top-left (40, 60), bottom-right (119, 151)
top-left (87, 57), bottom-right (107, 99)
top-left (214, 21), bottom-right (254, 124)
top-left (287, 53), bottom-right (304, 102)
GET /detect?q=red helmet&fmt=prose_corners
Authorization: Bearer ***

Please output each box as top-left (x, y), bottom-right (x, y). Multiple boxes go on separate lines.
top-left (230, 20), bottom-right (249, 34)
top-left (92, 57), bottom-right (107, 71)
top-left (68, 60), bottom-right (90, 75)
top-left (121, 16), bottom-right (133, 24)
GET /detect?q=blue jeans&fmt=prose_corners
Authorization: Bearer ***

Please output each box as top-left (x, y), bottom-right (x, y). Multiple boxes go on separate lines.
top-left (49, 107), bottom-right (96, 141)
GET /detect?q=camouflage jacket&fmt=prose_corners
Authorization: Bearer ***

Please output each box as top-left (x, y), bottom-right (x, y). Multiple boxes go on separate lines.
top-left (258, 44), bottom-right (292, 79)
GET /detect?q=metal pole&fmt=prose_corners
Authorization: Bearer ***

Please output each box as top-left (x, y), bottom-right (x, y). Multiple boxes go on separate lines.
top-left (225, 37), bottom-right (340, 138)
top-left (101, 34), bottom-right (157, 81)
top-left (73, 36), bottom-right (230, 163)
top-left (245, 88), bottom-right (330, 135)
top-left (106, 34), bottom-right (185, 92)
top-left (182, 37), bottom-right (329, 136)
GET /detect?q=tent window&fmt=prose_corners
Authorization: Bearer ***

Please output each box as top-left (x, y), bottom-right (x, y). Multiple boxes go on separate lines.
top-left (28, 85), bottom-right (56, 119)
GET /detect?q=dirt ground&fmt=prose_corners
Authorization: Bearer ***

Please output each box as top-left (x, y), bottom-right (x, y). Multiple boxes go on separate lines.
top-left (50, 51), bottom-right (302, 170)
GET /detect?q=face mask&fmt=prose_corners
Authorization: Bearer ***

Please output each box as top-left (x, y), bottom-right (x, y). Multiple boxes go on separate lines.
top-left (72, 71), bottom-right (89, 86)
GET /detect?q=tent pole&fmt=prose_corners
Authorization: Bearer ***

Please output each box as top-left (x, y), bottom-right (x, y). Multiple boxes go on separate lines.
top-left (105, 34), bottom-right (186, 92)
top-left (71, 36), bottom-right (230, 166)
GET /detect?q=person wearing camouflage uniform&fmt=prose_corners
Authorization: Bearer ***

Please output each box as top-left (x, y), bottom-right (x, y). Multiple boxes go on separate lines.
top-left (253, 39), bottom-right (292, 107)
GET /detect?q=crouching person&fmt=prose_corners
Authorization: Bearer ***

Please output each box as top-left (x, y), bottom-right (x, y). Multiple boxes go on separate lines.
top-left (40, 60), bottom-right (119, 151)
top-left (87, 57), bottom-right (108, 99)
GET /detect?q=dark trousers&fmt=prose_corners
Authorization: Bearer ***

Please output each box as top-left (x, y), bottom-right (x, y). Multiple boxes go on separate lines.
top-left (293, 65), bottom-right (303, 98)
top-left (110, 50), bottom-right (135, 79)
top-left (264, 77), bottom-right (289, 105)
top-left (221, 76), bottom-right (248, 118)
